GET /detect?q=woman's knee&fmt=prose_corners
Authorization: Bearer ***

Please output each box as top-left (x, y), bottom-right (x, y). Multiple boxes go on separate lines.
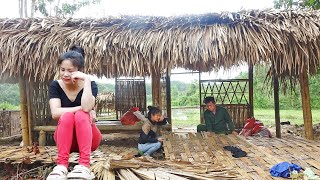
top-left (74, 110), bottom-right (90, 123)
top-left (59, 112), bottom-right (75, 125)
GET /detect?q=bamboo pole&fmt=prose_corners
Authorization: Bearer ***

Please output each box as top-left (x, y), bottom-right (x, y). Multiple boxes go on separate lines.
top-left (248, 64), bottom-right (254, 117)
top-left (199, 69), bottom-right (204, 124)
top-left (299, 70), bottom-right (314, 140)
top-left (151, 68), bottom-right (162, 108)
top-left (273, 68), bottom-right (281, 138)
top-left (166, 70), bottom-right (172, 131)
top-left (26, 80), bottom-right (33, 145)
top-left (19, 75), bottom-right (30, 146)
top-left (114, 64), bottom-right (119, 120)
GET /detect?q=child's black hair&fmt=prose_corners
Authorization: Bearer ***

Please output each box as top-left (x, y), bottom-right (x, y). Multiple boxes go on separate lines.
top-left (147, 106), bottom-right (162, 120)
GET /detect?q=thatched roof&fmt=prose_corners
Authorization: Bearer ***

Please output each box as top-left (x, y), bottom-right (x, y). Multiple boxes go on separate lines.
top-left (0, 9), bottom-right (319, 82)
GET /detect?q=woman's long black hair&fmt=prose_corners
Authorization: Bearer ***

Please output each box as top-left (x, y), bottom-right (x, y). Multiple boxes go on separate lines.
top-left (58, 45), bottom-right (85, 70)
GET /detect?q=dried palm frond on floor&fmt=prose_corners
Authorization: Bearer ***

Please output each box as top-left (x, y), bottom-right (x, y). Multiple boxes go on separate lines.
top-left (90, 156), bottom-right (242, 180)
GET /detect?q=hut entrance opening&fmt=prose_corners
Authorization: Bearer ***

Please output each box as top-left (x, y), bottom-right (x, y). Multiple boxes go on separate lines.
top-left (115, 77), bottom-right (147, 119)
top-left (199, 79), bottom-right (250, 131)
top-left (168, 67), bottom-right (253, 132)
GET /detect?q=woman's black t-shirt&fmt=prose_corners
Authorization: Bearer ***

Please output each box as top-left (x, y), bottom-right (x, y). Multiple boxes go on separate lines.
top-left (49, 80), bottom-right (98, 107)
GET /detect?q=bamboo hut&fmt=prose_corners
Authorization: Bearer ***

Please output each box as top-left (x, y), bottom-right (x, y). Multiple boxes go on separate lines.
top-left (96, 92), bottom-right (115, 117)
top-left (0, 9), bottom-right (319, 145)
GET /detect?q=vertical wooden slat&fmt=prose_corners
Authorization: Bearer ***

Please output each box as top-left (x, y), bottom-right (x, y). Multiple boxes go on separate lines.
top-left (151, 69), bottom-right (162, 107)
top-left (299, 69), bottom-right (314, 140)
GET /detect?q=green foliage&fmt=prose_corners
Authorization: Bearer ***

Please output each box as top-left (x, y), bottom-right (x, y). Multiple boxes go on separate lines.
top-left (96, 82), bottom-right (115, 93)
top-left (240, 65), bottom-right (305, 109)
top-left (170, 80), bottom-right (199, 107)
top-left (273, 0), bottom-right (300, 9)
top-left (274, 0), bottom-right (320, 9)
top-left (0, 102), bottom-right (20, 110)
top-left (35, 0), bottom-right (101, 17)
top-left (304, 0), bottom-right (320, 9)
top-left (0, 83), bottom-right (20, 106)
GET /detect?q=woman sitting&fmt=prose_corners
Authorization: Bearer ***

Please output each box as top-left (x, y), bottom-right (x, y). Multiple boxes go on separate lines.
top-left (137, 106), bottom-right (165, 157)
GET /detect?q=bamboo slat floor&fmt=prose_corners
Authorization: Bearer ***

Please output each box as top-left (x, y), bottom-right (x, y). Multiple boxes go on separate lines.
top-left (0, 133), bottom-right (319, 179)
top-left (162, 132), bottom-right (320, 179)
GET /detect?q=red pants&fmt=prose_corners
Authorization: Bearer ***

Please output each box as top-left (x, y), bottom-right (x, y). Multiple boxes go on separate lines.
top-left (54, 110), bottom-right (102, 168)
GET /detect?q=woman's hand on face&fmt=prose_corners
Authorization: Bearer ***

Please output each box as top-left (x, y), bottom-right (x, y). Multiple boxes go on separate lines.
top-left (70, 71), bottom-right (88, 83)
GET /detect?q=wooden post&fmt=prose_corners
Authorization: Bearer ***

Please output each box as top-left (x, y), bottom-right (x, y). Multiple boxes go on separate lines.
top-left (114, 64), bottom-right (119, 120)
top-left (166, 70), bottom-right (172, 131)
top-left (19, 75), bottom-right (30, 146)
top-left (39, 130), bottom-right (46, 146)
top-left (273, 68), bottom-right (281, 138)
top-left (248, 64), bottom-right (254, 117)
top-left (26, 81), bottom-right (33, 145)
top-left (199, 69), bottom-right (205, 124)
top-left (299, 70), bottom-right (314, 140)
top-left (151, 69), bottom-right (162, 108)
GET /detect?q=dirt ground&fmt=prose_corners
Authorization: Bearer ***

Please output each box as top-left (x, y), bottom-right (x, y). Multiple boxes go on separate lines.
top-left (267, 123), bottom-right (320, 139)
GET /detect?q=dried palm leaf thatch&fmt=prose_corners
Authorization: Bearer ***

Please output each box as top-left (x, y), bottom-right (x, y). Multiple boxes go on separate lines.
top-left (90, 156), bottom-right (242, 179)
top-left (0, 9), bottom-right (319, 82)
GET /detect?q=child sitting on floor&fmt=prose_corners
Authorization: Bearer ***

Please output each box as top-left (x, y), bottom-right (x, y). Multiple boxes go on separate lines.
top-left (137, 106), bottom-right (165, 157)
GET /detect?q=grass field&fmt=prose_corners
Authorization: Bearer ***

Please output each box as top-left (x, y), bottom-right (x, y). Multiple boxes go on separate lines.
top-left (172, 108), bottom-right (320, 128)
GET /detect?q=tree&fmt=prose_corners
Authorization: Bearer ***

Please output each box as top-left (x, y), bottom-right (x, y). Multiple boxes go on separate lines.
top-left (31, 0), bottom-right (36, 17)
top-left (274, 0), bottom-right (320, 9)
top-left (34, 0), bottom-right (101, 17)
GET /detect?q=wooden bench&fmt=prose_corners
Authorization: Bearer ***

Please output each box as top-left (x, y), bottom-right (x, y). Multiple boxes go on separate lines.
top-left (201, 104), bottom-right (249, 131)
top-left (33, 121), bottom-right (171, 146)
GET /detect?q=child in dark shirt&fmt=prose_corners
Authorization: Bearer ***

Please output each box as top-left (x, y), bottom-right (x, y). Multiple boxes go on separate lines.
top-left (137, 106), bottom-right (165, 157)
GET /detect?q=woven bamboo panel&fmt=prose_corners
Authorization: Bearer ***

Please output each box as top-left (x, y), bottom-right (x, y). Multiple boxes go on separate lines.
top-left (244, 135), bottom-right (320, 175)
top-left (115, 78), bottom-right (146, 119)
top-left (29, 81), bottom-right (53, 126)
top-left (162, 132), bottom-right (216, 162)
top-left (200, 79), bottom-right (249, 105)
top-left (163, 133), bottom-right (320, 179)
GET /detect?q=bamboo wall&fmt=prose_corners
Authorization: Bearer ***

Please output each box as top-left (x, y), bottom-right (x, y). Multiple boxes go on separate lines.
top-left (0, 110), bottom-right (21, 138)
top-left (115, 78), bottom-right (147, 118)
